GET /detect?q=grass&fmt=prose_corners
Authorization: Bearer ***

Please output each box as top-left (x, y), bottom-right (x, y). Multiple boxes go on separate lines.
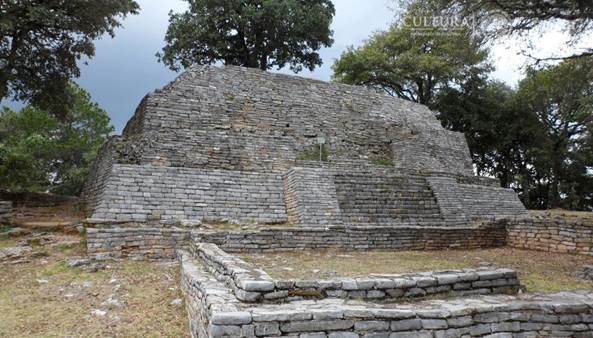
top-left (296, 144), bottom-right (329, 162)
top-left (204, 220), bottom-right (297, 230)
top-left (373, 158), bottom-right (393, 166)
top-left (241, 248), bottom-right (593, 293)
top-left (0, 238), bottom-right (17, 249)
top-left (0, 234), bottom-right (187, 338)
top-left (530, 209), bottom-right (593, 220)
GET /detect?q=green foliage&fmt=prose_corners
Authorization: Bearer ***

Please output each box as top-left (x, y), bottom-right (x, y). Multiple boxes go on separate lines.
top-left (335, 0), bottom-right (593, 210)
top-left (373, 158), bottom-right (393, 166)
top-left (332, 1), bottom-right (491, 107)
top-left (439, 60), bottom-right (593, 210)
top-left (0, 83), bottom-right (114, 196)
top-left (296, 144), bottom-right (329, 162)
top-left (158, 0), bottom-right (335, 73)
top-left (0, 0), bottom-right (139, 118)
top-left (513, 59), bottom-right (593, 209)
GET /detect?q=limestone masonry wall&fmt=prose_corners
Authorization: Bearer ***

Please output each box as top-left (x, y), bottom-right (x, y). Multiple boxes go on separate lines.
top-left (507, 215), bottom-right (593, 256)
top-left (86, 227), bottom-right (190, 259)
top-left (179, 250), bottom-right (593, 338)
top-left (282, 168), bottom-right (342, 226)
top-left (122, 66), bottom-right (473, 175)
top-left (81, 137), bottom-right (116, 216)
top-left (192, 224), bottom-right (507, 253)
top-left (428, 177), bottom-right (528, 225)
top-left (0, 201), bottom-right (12, 224)
top-left (82, 65), bottom-right (527, 226)
top-left (90, 164), bottom-right (287, 223)
top-left (192, 243), bottom-right (519, 304)
top-left (85, 216), bottom-right (593, 260)
top-left (334, 173), bottom-right (443, 225)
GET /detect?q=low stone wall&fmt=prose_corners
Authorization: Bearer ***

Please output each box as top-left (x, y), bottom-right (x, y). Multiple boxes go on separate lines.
top-left (0, 201), bottom-right (12, 224)
top-left (86, 227), bottom-right (190, 259)
top-left (179, 251), bottom-right (593, 338)
top-left (193, 223), bottom-right (507, 253)
top-left (191, 243), bottom-right (519, 303)
top-left (506, 216), bottom-right (593, 256)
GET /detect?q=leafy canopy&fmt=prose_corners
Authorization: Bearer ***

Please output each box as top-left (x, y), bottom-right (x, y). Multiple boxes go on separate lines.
top-left (158, 0), bottom-right (335, 73)
top-left (332, 1), bottom-right (491, 107)
top-left (513, 59), bottom-right (593, 208)
top-left (0, 83), bottom-right (114, 196)
top-left (0, 0), bottom-right (139, 118)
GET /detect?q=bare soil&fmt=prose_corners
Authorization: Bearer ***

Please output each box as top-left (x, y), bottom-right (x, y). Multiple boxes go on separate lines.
top-left (241, 248), bottom-right (593, 292)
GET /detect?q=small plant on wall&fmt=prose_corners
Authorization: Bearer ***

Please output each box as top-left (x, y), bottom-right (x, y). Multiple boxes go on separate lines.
top-left (373, 158), bottom-right (393, 166)
top-left (296, 144), bottom-right (329, 162)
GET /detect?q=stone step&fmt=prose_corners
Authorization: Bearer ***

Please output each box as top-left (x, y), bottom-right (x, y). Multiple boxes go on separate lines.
top-left (179, 250), bottom-right (593, 338)
top-left (186, 243), bottom-right (520, 304)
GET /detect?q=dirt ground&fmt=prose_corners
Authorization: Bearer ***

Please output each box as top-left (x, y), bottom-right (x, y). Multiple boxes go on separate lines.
top-left (0, 232), bottom-right (188, 338)
top-left (242, 248), bottom-right (593, 292)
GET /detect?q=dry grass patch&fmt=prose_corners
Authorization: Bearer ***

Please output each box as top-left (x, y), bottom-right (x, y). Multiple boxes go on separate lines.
top-left (0, 234), bottom-right (187, 338)
top-left (241, 248), bottom-right (593, 293)
top-left (530, 209), bottom-right (593, 221)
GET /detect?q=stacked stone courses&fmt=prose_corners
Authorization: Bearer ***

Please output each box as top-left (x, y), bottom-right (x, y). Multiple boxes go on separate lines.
top-left (86, 227), bottom-right (190, 260)
top-left (80, 66), bottom-right (593, 338)
top-left (82, 65), bottom-right (527, 226)
top-left (505, 215), bottom-right (593, 256)
top-left (178, 250), bottom-right (593, 338)
top-left (0, 201), bottom-right (12, 224)
top-left (191, 223), bottom-right (507, 253)
top-left (191, 243), bottom-right (520, 303)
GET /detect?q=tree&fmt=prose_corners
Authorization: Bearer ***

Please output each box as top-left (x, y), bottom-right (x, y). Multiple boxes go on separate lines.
top-left (513, 59), bottom-right (593, 209)
top-left (332, 2), bottom-right (491, 107)
top-left (437, 59), bottom-right (593, 210)
top-left (158, 0), bottom-right (335, 73)
top-left (437, 0), bottom-right (593, 61)
top-left (437, 80), bottom-right (543, 189)
top-left (0, 83), bottom-right (113, 196)
top-left (0, 0), bottom-right (139, 118)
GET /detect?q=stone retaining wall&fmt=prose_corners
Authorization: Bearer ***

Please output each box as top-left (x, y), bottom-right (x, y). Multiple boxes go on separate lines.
top-left (179, 251), bottom-right (593, 338)
top-left (86, 227), bottom-right (190, 259)
top-left (84, 223), bottom-right (506, 261)
top-left (89, 164), bottom-right (288, 223)
top-left (191, 243), bottom-right (519, 303)
top-left (282, 168), bottom-right (342, 226)
top-left (192, 224), bottom-right (507, 253)
top-left (427, 177), bottom-right (528, 226)
top-left (507, 216), bottom-right (593, 256)
top-left (0, 201), bottom-right (12, 224)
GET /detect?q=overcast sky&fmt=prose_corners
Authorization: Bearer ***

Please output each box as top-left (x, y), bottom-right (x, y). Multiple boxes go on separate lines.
top-left (5, 0), bottom-right (592, 133)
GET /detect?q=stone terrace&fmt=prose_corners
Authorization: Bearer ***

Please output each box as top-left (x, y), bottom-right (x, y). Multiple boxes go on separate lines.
top-left (178, 245), bottom-right (593, 338)
top-left (82, 65), bottom-right (527, 227)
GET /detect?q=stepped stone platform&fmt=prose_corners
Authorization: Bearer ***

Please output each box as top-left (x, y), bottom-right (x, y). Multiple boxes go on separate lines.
top-left (80, 66), bottom-right (554, 338)
top-left (178, 247), bottom-right (593, 338)
top-left (82, 65), bottom-right (526, 228)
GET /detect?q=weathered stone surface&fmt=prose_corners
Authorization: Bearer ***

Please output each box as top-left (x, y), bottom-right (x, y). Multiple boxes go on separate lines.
top-left (0, 201), bottom-right (12, 224)
top-left (179, 250), bottom-right (593, 338)
top-left (578, 266), bottom-right (593, 280)
top-left (82, 65), bottom-right (526, 226)
top-left (506, 216), bottom-right (593, 256)
top-left (190, 242), bottom-right (519, 304)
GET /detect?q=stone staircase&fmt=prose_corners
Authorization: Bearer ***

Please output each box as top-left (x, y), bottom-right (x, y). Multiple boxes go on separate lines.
top-left (334, 174), bottom-right (444, 225)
